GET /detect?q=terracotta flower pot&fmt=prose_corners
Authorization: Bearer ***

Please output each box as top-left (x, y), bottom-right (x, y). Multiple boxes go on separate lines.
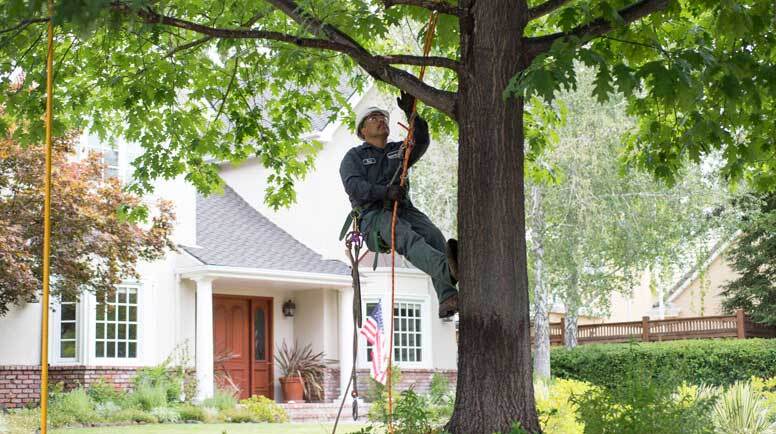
top-left (280, 376), bottom-right (305, 403)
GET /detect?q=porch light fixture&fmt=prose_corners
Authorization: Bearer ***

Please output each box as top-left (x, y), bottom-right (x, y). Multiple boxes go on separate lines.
top-left (282, 300), bottom-right (296, 317)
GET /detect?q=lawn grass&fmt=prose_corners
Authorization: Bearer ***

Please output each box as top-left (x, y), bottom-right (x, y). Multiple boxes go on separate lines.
top-left (48, 422), bottom-right (368, 434)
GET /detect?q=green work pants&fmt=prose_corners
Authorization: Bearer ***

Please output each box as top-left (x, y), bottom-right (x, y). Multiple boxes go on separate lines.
top-left (360, 205), bottom-right (458, 303)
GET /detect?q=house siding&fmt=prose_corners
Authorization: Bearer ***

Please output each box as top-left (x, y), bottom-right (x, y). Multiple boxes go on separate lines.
top-left (671, 253), bottom-right (738, 317)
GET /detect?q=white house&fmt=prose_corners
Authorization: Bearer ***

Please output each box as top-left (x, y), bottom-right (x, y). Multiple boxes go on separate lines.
top-left (0, 84), bottom-right (458, 408)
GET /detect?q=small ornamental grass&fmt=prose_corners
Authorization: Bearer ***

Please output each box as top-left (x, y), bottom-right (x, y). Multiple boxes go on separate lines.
top-left (49, 387), bottom-right (99, 427)
top-left (712, 382), bottom-right (776, 434)
top-left (202, 388), bottom-right (238, 411)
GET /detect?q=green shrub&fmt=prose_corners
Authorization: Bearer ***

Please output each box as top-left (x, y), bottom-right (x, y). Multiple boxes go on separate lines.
top-left (150, 406), bottom-right (181, 423)
top-left (752, 376), bottom-right (776, 421)
top-left (110, 408), bottom-right (159, 424)
top-left (202, 388), bottom-right (238, 411)
top-left (221, 407), bottom-right (257, 423)
top-left (426, 373), bottom-right (454, 421)
top-left (393, 389), bottom-right (434, 434)
top-left (87, 378), bottom-right (121, 404)
top-left (573, 367), bottom-right (716, 434)
top-left (132, 344), bottom-right (196, 404)
top-left (177, 404), bottom-right (206, 422)
top-left (552, 339), bottom-right (776, 388)
top-left (428, 373), bottom-right (451, 404)
top-left (49, 387), bottom-right (98, 427)
top-left (130, 383), bottom-right (168, 411)
top-left (240, 395), bottom-right (288, 423)
top-left (535, 378), bottom-right (590, 434)
top-left (133, 365), bottom-right (182, 404)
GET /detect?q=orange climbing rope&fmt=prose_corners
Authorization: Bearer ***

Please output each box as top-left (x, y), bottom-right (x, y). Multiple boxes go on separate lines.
top-left (40, 0), bottom-right (55, 432)
top-left (386, 11), bottom-right (440, 434)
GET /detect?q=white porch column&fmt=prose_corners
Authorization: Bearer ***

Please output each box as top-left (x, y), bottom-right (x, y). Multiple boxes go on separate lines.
top-left (338, 288), bottom-right (355, 400)
top-left (194, 277), bottom-right (214, 401)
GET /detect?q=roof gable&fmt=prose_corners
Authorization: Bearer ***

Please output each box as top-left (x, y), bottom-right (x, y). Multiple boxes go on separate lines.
top-left (182, 185), bottom-right (350, 275)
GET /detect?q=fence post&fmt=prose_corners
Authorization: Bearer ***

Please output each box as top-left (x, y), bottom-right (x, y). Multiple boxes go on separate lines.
top-left (560, 317), bottom-right (565, 346)
top-left (736, 309), bottom-right (746, 339)
top-left (642, 316), bottom-right (650, 342)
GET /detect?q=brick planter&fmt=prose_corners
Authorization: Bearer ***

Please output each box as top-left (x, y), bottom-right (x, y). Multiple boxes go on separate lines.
top-left (0, 365), bottom-right (140, 408)
top-left (355, 368), bottom-right (457, 400)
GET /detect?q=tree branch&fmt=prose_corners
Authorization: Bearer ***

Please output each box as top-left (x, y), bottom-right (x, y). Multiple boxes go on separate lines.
top-left (111, 4), bottom-right (355, 52)
top-left (377, 54), bottom-right (461, 72)
top-left (525, 0), bottom-right (669, 59)
top-left (0, 17), bottom-right (49, 35)
top-left (382, 0), bottom-right (463, 16)
top-left (528, 0), bottom-right (572, 20)
top-left (162, 11), bottom-right (269, 59)
top-left (265, 0), bottom-right (457, 117)
top-left (109, 1), bottom-right (457, 117)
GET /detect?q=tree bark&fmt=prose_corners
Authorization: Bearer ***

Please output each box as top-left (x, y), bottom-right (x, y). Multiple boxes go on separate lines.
top-left (531, 186), bottom-right (552, 379)
top-left (447, 2), bottom-right (541, 433)
top-left (563, 271), bottom-right (580, 348)
top-left (563, 305), bottom-right (579, 348)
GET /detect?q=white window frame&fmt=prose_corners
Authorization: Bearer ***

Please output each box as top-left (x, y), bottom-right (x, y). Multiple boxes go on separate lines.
top-left (392, 300), bottom-right (425, 366)
top-left (92, 283), bottom-right (142, 363)
top-left (51, 298), bottom-right (80, 364)
top-left (361, 294), bottom-right (432, 370)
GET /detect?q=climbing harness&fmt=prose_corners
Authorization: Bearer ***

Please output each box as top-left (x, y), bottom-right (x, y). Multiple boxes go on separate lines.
top-left (40, 1), bottom-right (56, 432)
top-left (333, 11), bottom-right (440, 434)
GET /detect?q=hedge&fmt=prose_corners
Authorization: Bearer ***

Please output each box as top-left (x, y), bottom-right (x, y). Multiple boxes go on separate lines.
top-left (551, 338), bottom-right (776, 387)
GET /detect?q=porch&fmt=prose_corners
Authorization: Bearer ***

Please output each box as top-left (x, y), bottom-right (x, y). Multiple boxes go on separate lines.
top-left (179, 265), bottom-right (353, 403)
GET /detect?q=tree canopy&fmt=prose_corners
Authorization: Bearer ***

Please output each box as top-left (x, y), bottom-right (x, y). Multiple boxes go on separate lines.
top-left (2, 1), bottom-right (774, 202)
top-left (0, 135), bottom-right (175, 316)
top-left (722, 192), bottom-right (776, 326)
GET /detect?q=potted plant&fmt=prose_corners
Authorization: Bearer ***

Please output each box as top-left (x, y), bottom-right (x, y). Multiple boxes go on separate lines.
top-left (275, 341), bottom-right (327, 403)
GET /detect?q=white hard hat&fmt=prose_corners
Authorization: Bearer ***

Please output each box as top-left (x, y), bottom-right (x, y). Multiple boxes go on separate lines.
top-left (355, 106), bottom-right (390, 139)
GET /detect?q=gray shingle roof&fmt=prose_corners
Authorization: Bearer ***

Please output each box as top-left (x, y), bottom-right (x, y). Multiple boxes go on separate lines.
top-left (182, 186), bottom-right (351, 275)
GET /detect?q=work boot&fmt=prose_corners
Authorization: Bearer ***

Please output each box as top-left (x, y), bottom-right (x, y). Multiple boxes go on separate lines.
top-left (438, 293), bottom-right (458, 319)
top-left (445, 238), bottom-right (459, 285)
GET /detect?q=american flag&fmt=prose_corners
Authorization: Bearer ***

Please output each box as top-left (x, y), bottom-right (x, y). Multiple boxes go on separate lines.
top-left (360, 301), bottom-right (388, 384)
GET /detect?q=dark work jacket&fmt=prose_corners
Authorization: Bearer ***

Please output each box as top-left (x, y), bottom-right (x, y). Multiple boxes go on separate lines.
top-left (339, 117), bottom-right (429, 211)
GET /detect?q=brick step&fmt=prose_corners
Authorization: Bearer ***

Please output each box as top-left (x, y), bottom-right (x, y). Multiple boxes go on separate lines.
top-left (281, 402), bottom-right (371, 423)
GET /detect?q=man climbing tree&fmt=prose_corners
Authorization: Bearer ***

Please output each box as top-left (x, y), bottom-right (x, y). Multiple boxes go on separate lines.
top-left (2, 0), bottom-right (775, 432)
top-left (339, 92), bottom-right (459, 318)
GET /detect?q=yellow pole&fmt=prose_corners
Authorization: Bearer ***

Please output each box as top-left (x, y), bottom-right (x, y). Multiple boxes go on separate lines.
top-left (40, 0), bottom-right (55, 432)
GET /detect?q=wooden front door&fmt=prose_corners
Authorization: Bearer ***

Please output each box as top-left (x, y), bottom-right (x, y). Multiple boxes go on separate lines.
top-left (213, 296), bottom-right (273, 399)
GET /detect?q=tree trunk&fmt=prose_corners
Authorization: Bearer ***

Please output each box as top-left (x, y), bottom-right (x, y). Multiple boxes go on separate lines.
top-left (563, 305), bottom-right (579, 348)
top-left (447, 2), bottom-right (540, 433)
top-left (563, 271), bottom-right (581, 348)
top-left (531, 185), bottom-right (551, 379)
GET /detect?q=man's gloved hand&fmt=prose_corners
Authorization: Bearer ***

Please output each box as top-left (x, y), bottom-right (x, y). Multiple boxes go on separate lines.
top-left (386, 185), bottom-right (407, 202)
top-left (397, 91), bottom-right (415, 118)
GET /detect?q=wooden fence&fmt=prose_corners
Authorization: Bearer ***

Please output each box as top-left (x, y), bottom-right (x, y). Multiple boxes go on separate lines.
top-left (534, 309), bottom-right (776, 346)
